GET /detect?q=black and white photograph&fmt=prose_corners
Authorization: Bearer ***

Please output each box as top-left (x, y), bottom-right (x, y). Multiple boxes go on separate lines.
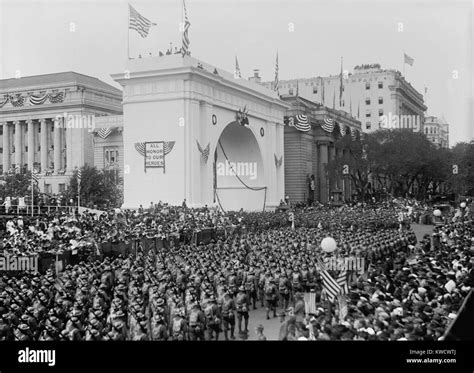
top-left (0, 0), bottom-right (473, 371)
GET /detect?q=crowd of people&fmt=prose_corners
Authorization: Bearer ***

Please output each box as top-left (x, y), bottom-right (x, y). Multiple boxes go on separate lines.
top-left (0, 199), bottom-right (472, 341)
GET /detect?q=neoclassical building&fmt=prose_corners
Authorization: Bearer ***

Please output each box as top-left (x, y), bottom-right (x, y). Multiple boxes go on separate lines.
top-left (281, 95), bottom-right (362, 203)
top-left (0, 72), bottom-right (122, 193)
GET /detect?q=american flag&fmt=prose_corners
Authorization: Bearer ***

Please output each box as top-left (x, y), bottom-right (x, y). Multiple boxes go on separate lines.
top-left (181, 0), bottom-right (191, 56)
top-left (404, 53), bottom-right (414, 66)
top-left (163, 141), bottom-right (175, 155)
top-left (77, 169), bottom-right (82, 186)
top-left (337, 269), bottom-right (349, 295)
top-left (273, 52), bottom-right (279, 92)
top-left (316, 256), bottom-right (342, 302)
top-left (129, 4), bottom-right (156, 38)
top-left (340, 124), bottom-right (347, 136)
top-left (304, 292), bottom-right (317, 315)
top-left (31, 169), bottom-right (39, 183)
top-left (337, 294), bottom-right (348, 320)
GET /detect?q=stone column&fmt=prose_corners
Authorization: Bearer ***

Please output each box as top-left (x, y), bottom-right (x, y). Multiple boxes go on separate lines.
top-left (2, 122), bottom-right (10, 173)
top-left (27, 119), bottom-right (35, 171)
top-left (40, 119), bottom-right (48, 172)
top-left (318, 142), bottom-right (329, 203)
top-left (14, 120), bottom-right (22, 168)
top-left (53, 118), bottom-right (62, 171)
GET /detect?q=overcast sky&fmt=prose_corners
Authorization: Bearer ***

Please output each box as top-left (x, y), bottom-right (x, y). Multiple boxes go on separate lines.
top-left (0, 0), bottom-right (472, 145)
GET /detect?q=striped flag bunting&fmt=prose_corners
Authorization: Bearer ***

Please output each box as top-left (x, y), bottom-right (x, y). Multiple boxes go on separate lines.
top-left (48, 92), bottom-right (65, 104)
top-left (273, 52), bottom-right (279, 92)
top-left (339, 124), bottom-right (347, 136)
top-left (337, 269), bottom-right (349, 295)
top-left (316, 256), bottom-right (342, 302)
top-left (97, 127), bottom-right (112, 139)
top-left (304, 292), bottom-right (317, 315)
top-left (134, 142), bottom-right (145, 157)
top-left (29, 93), bottom-right (49, 105)
top-left (321, 117), bottom-right (335, 133)
top-left (294, 114), bottom-right (311, 132)
top-left (77, 169), bottom-right (82, 185)
top-left (351, 127), bottom-right (358, 141)
top-left (129, 4), bottom-right (156, 38)
top-left (163, 141), bottom-right (175, 155)
top-left (181, 0), bottom-right (191, 56)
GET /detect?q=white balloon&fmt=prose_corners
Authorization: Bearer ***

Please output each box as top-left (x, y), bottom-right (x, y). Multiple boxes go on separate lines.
top-left (321, 237), bottom-right (337, 253)
top-left (433, 209), bottom-right (442, 217)
top-left (460, 202), bottom-right (466, 208)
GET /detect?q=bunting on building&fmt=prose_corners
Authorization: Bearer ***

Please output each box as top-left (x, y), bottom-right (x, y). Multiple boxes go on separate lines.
top-left (284, 115), bottom-right (311, 132)
top-left (321, 117), bottom-right (335, 133)
top-left (97, 127), bottom-right (113, 139)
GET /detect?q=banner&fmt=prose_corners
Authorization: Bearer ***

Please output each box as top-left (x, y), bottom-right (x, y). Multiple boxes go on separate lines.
top-left (145, 142), bottom-right (165, 169)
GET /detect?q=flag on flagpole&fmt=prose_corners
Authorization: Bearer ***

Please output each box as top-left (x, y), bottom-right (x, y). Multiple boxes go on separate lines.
top-left (129, 4), bottom-right (157, 38)
top-left (31, 169), bottom-right (39, 184)
top-left (337, 294), bottom-right (348, 320)
top-left (339, 57), bottom-right (344, 107)
top-left (316, 257), bottom-right (342, 302)
top-left (404, 53), bottom-right (414, 66)
top-left (320, 77), bottom-right (325, 105)
top-left (273, 52), bottom-right (279, 92)
top-left (181, 0), bottom-right (191, 57)
top-left (235, 56), bottom-right (242, 78)
top-left (304, 292), bottom-right (317, 315)
top-left (77, 169), bottom-right (82, 189)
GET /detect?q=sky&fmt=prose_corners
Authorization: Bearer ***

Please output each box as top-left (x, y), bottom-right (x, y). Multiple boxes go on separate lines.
top-left (0, 0), bottom-right (472, 145)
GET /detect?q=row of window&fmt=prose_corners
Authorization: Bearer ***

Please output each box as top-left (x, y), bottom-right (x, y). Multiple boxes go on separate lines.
top-left (424, 127), bottom-right (438, 134)
top-left (365, 97), bottom-right (384, 105)
top-left (281, 80), bottom-right (384, 90)
top-left (365, 109), bottom-right (384, 118)
top-left (0, 124), bottom-right (55, 136)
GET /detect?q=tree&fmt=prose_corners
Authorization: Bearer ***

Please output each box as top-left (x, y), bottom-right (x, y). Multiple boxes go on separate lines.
top-left (66, 165), bottom-right (122, 208)
top-left (446, 142), bottom-right (474, 196)
top-left (0, 171), bottom-right (39, 200)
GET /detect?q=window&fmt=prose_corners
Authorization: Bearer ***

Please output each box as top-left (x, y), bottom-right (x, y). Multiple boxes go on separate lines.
top-left (365, 98), bottom-right (371, 105)
top-left (289, 88), bottom-right (294, 95)
top-left (0, 127), bottom-right (3, 135)
top-left (366, 122), bottom-right (372, 130)
top-left (58, 184), bottom-right (66, 193)
top-left (379, 109), bottom-right (384, 116)
top-left (378, 82), bottom-right (383, 89)
top-left (365, 82), bottom-right (370, 90)
top-left (365, 110), bottom-right (371, 118)
top-left (104, 147), bottom-right (119, 167)
top-left (0, 148), bottom-right (2, 154)
top-left (313, 87), bottom-right (318, 94)
top-left (378, 97), bottom-right (383, 104)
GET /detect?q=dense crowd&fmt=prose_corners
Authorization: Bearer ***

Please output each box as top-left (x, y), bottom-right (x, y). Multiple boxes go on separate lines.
top-left (0, 199), bottom-right (472, 341)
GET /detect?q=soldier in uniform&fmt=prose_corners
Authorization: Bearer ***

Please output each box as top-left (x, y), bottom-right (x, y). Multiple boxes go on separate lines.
top-left (264, 279), bottom-right (278, 320)
top-left (235, 286), bottom-right (249, 336)
top-left (278, 270), bottom-right (291, 311)
top-left (151, 314), bottom-right (168, 341)
top-left (204, 296), bottom-right (221, 340)
top-left (171, 308), bottom-right (187, 341)
top-left (188, 303), bottom-right (205, 341)
top-left (244, 269), bottom-right (258, 310)
top-left (221, 292), bottom-right (236, 340)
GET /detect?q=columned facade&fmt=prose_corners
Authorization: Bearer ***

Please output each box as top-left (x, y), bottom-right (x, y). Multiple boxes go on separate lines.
top-left (0, 72), bottom-right (123, 194)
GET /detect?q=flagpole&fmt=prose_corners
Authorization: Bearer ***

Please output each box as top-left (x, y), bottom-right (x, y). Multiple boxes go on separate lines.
top-left (127, 5), bottom-right (130, 59)
top-left (31, 177), bottom-right (34, 217)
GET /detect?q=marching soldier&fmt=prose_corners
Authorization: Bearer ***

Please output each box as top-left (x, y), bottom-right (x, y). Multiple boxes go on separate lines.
top-left (235, 286), bottom-right (249, 336)
top-left (221, 292), bottom-right (236, 341)
top-left (171, 308), bottom-right (187, 341)
top-left (278, 270), bottom-right (291, 311)
top-left (151, 314), bottom-right (168, 341)
top-left (204, 296), bottom-right (221, 340)
top-left (264, 279), bottom-right (278, 320)
top-left (188, 303), bottom-right (205, 341)
top-left (244, 269), bottom-right (258, 310)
